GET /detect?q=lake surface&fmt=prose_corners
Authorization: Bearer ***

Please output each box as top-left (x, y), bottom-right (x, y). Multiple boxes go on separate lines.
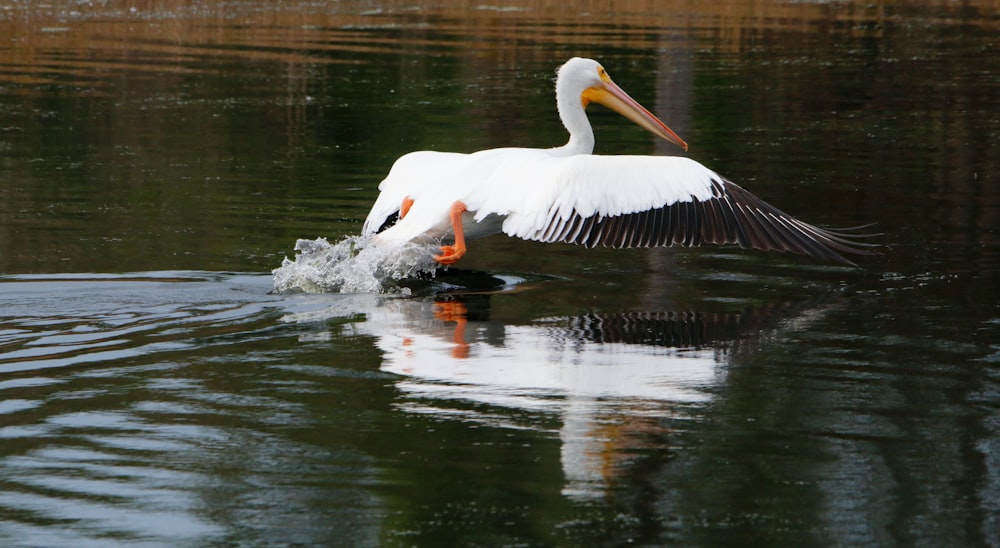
top-left (2, 1), bottom-right (999, 545)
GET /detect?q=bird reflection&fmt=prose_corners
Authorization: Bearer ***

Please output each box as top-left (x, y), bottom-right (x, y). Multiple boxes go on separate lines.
top-left (429, 299), bottom-right (472, 359)
top-left (283, 273), bottom-right (840, 500)
top-left (425, 298), bottom-right (747, 359)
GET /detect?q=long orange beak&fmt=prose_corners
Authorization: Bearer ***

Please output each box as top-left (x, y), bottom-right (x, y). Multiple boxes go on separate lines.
top-left (581, 74), bottom-right (688, 152)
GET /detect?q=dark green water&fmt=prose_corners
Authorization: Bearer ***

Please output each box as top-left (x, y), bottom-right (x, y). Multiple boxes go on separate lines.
top-left (1, 1), bottom-right (999, 545)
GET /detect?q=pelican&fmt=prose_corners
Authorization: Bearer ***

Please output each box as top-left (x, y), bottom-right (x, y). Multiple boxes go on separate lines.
top-left (362, 57), bottom-right (874, 266)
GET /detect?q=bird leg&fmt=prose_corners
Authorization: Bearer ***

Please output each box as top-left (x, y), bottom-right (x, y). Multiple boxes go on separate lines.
top-left (400, 197), bottom-right (414, 219)
top-left (434, 201), bottom-right (468, 265)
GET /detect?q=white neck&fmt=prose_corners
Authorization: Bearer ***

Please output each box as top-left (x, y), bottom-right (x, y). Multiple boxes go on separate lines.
top-left (553, 85), bottom-right (594, 156)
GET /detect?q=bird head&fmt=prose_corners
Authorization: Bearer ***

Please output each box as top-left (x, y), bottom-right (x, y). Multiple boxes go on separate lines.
top-left (557, 57), bottom-right (688, 152)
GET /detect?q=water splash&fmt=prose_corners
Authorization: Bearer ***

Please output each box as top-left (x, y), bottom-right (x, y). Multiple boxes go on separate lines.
top-left (271, 236), bottom-right (440, 294)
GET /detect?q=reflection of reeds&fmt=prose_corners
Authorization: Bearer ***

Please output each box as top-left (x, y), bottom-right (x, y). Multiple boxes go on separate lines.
top-left (2, 0), bottom-right (996, 87)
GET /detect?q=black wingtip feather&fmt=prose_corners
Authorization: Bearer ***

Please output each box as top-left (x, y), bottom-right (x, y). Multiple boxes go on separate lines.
top-left (530, 177), bottom-right (879, 266)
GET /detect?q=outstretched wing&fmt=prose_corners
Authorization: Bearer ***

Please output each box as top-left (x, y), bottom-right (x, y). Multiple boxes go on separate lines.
top-left (502, 155), bottom-right (876, 265)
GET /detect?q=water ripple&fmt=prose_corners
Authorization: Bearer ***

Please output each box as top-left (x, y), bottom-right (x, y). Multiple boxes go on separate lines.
top-left (0, 273), bottom-right (381, 545)
top-left (0, 272), bottom-right (281, 375)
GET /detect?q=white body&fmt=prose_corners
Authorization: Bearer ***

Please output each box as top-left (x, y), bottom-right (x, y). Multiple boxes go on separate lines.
top-left (363, 149), bottom-right (720, 245)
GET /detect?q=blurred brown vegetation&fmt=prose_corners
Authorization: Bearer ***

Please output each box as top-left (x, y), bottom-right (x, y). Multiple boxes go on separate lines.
top-left (2, 0), bottom-right (997, 86)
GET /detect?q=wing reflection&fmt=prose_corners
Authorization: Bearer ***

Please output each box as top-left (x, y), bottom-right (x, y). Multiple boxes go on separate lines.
top-left (379, 297), bottom-right (726, 404)
top-left (283, 282), bottom-right (838, 500)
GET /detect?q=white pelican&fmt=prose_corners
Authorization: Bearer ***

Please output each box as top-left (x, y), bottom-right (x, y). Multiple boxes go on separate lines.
top-left (362, 57), bottom-right (874, 266)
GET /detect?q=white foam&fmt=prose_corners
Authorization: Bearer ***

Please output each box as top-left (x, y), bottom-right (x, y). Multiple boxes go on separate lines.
top-left (271, 236), bottom-right (439, 294)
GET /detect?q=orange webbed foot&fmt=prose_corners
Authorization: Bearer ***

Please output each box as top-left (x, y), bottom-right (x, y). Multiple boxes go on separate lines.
top-left (400, 197), bottom-right (414, 219)
top-left (434, 244), bottom-right (466, 265)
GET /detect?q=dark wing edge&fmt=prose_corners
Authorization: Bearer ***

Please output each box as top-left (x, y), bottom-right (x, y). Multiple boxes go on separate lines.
top-left (531, 178), bottom-right (879, 266)
top-left (373, 210), bottom-right (401, 234)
